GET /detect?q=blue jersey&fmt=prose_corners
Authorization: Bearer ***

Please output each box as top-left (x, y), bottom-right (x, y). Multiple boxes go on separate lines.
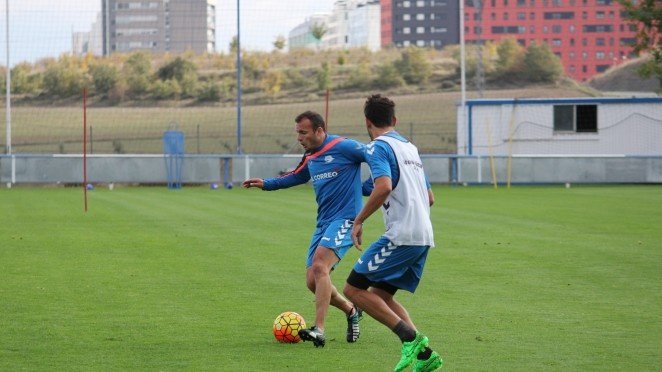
top-left (263, 134), bottom-right (366, 226)
top-left (362, 131), bottom-right (430, 195)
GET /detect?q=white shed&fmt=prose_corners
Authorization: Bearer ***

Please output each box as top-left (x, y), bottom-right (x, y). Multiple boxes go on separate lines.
top-left (456, 97), bottom-right (662, 155)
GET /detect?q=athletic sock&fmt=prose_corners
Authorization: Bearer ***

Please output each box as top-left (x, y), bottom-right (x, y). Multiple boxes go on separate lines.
top-left (392, 320), bottom-right (416, 343)
top-left (417, 347), bottom-right (432, 360)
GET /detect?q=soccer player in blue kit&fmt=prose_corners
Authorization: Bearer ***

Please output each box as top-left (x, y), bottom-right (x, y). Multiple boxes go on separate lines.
top-left (344, 95), bottom-right (442, 371)
top-left (242, 111), bottom-right (364, 348)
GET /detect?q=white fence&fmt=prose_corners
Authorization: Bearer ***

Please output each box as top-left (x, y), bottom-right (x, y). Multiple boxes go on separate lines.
top-left (2, 154), bottom-right (662, 186)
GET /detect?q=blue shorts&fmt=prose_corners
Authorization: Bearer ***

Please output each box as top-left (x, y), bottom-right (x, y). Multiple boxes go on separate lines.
top-left (306, 219), bottom-right (354, 268)
top-left (352, 236), bottom-right (430, 293)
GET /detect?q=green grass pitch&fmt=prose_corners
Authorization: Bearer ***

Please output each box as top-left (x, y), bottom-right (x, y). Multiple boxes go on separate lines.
top-left (1, 185), bottom-right (660, 370)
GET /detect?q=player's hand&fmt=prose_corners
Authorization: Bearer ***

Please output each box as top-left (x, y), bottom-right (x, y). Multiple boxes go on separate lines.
top-left (242, 178), bottom-right (264, 189)
top-left (351, 223), bottom-right (363, 251)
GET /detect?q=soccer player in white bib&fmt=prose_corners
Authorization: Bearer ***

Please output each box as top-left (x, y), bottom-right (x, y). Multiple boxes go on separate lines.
top-left (344, 95), bottom-right (442, 371)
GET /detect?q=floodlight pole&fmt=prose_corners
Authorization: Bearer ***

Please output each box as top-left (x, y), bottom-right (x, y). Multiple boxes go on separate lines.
top-left (236, 0), bottom-right (242, 155)
top-left (459, 0), bottom-right (467, 156)
top-left (5, 0), bottom-right (13, 186)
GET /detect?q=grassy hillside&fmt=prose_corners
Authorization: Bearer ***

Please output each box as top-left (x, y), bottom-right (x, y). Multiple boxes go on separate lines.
top-left (2, 86), bottom-right (589, 154)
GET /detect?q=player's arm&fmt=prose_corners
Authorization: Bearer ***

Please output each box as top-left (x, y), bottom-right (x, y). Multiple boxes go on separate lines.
top-left (361, 177), bottom-right (374, 196)
top-left (424, 174), bottom-right (434, 206)
top-left (352, 175), bottom-right (391, 249)
top-left (242, 178), bottom-right (265, 189)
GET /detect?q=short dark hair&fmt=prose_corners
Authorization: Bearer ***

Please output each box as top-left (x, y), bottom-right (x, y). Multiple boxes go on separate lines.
top-left (295, 111), bottom-right (326, 131)
top-left (364, 94), bottom-right (395, 128)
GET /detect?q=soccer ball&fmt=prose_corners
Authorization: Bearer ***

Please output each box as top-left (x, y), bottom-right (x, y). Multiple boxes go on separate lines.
top-left (273, 311), bottom-right (306, 343)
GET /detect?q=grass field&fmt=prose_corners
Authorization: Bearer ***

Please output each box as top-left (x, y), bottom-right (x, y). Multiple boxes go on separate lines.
top-left (0, 86), bottom-right (588, 155)
top-left (1, 185), bottom-right (660, 371)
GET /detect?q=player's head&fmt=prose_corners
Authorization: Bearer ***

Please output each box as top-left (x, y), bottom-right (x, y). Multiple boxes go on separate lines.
top-left (363, 94), bottom-right (396, 139)
top-left (295, 111), bottom-right (326, 152)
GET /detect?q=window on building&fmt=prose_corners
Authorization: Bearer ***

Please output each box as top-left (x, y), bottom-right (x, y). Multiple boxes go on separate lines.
top-left (582, 38), bottom-right (587, 46)
top-left (530, 12), bottom-right (535, 20)
top-left (569, 51), bottom-right (575, 58)
top-left (403, 14), bottom-right (411, 20)
top-left (416, 0), bottom-right (425, 6)
top-left (518, 26), bottom-right (527, 33)
top-left (416, 27), bottom-right (425, 33)
top-left (403, 1), bottom-right (411, 7)
top-left (554, 105), bottom-right (598, 133)
top-left (491, 12), bottom-right (496, 20)
top-left (518, 12), bottom-right (526, 20)
top-left (582, 11), bottom-right (587, 19)
top-left (552, 39), bottom-right (562, 46)
top-left (582, 51), bottom-right (588, 59)
top-left (596, 38), bottom-right (605, 46)
top-left (503, 12), bottom-right (509, 20)
top-left (596, 11), bottom-right (605, 18)
top-left (404, 27), bottom-right (411, 34)
top-left (416, 40), bottom-right (426, 46)
top-left (552, 25), bottom-right (562, 33)
top-left (569, 25), bottom-right (575, 33)
top-left (416, 13), bottom-right (426, 20)
top-left (582, 65), bottom-right (587, 73)
top-left (596, 51), bottom-right (605, 59)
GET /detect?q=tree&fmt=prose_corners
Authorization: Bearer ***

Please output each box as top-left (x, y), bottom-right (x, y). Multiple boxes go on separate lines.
top-left (495, 38), bottom-right (525, 77)
top-left (394, 47), bottom-right (432, 84)
top-left (42, 55), bottom-right (88, 98)
top-left (522, 42), bottom-right (564, 83)
top-left (90, 63), bottom-right (119, 96)
top-left (617, 0), bottom-right (662, 90)
top-left (123, 52), bottom-right (152, 96)
top-left (11, 62), bottom-right (41, 94)
top-left (273, 35), bottom-right (286, 51)
top-left (229, 35), bottom-right (239, 54)
top-left (374, 63), bottom-right (404, 89)
top-left (317, 62), bottom-right (331, 91)
top-left (310, 22), bottom-right (327, 50)
top-left (156, 56), bottom-right (199, 97)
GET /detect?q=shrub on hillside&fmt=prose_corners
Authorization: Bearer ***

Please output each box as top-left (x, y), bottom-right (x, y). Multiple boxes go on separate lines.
top-left (90, 63), bottom-right (119, 96)
top-left (42, 55), bottom-right (89, 98)
top-left (522, 42), bottom-right (564, 82)
top-left (374, 63), bottom-right (404, 89)
top-left (123, 52), bottom-right (153, 97)
top-left (394, 47), bottom-right (432, 84)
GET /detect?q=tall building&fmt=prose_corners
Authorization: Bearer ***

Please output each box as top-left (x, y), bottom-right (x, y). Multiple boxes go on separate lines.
top-left (463, 0), bottom-right (639, 81)
top-left (101, 0), bottom-right (216, 55)
top-left (349, 0), bottom-right (381, 51)
top-left (288, 1), bottom-right (381, 51)
top-left (380, 0), bottom-right (460, 49)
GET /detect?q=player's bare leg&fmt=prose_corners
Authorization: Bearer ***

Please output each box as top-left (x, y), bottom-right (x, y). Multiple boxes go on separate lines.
top-left (369, 287), bottom-right (415, 330)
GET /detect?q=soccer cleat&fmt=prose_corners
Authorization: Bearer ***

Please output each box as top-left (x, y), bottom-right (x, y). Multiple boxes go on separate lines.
top-left (299, 326), bottom-right (326, 348)
top-left (394, 332), bottom-right (429, 372)
top-left (346, 307), bottom-right (363, 343)
top-left (413, 351), bottom-right (443, 372)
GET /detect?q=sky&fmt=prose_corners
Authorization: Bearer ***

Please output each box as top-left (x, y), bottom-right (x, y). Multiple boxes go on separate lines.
top-left (0, 0), bottom-right (336, 66)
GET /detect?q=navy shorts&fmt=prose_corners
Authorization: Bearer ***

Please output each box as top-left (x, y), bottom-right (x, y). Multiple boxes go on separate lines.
top-left (352, 236), bottom-right (430, 293)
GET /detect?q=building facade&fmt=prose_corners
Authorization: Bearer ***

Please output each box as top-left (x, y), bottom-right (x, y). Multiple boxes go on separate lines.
top-left (349, 0), bottom-right (381, 51)
top-left (463, 0), bottom-right (639, 81)
top-left (380, 0), bottom-right (460, 49)
top-left (101, 0), bottom-right (215, 55)
top-left (289, 0), bottom-right (381, 51)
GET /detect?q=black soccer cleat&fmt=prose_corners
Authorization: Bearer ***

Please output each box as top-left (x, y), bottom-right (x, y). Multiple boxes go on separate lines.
top-left (346, 307), bottom-right (363, 343)
top-left (299, 326), bottom-right (326, 348)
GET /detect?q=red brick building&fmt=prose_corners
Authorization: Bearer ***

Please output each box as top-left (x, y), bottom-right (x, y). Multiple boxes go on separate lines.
top-left (463, 0), bottom-right (639, 81)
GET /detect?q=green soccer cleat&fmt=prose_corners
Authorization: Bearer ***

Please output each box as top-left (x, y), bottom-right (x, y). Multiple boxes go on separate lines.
top-left (394, 332), bottom-right (429, 372)
top-left (346, 307), bottom-right (363, 343)
top-left (413, 351), bottom-right (443, 372)
top-left (299, 326), bottom-right (326, 348)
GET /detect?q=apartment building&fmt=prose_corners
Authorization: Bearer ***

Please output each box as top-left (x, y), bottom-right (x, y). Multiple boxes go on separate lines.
top-left (101, 0), bottom-right (216, 55)
top-left (463, 0), bottom-right (639, 80)
top-left (381, 0), bottom-right (461, 49)
top-left (288, 0), bottom-right (381, 51)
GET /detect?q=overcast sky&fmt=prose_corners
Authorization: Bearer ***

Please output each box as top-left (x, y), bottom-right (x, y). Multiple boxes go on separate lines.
top-left (0, 0), bottom-right (335, 66)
